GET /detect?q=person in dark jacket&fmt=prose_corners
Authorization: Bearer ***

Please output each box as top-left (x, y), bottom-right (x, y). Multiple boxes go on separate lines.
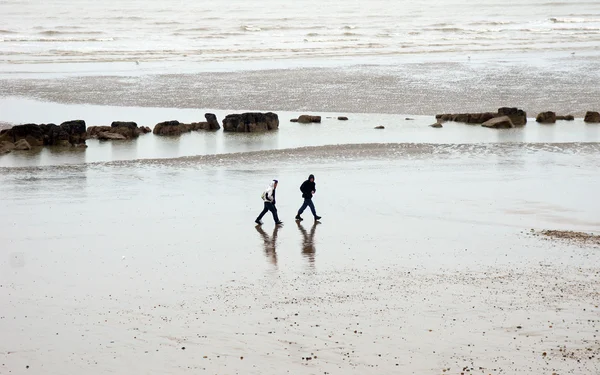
top-left (295, 174), bottom-right (321, 221)
top-left (256, 180), bottom-right (283, 225)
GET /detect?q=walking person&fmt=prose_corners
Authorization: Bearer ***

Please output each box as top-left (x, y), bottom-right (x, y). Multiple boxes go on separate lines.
top-left (295, 174), bottom-right (321, 222)
top-left (256, 179), bottom-right (283, 225)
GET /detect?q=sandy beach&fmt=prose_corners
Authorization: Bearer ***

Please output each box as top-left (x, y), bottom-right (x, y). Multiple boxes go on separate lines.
top-left (2, 0), bottom-right (600, 374)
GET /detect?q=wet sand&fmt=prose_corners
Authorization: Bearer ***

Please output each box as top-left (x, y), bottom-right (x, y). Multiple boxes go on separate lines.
top-left (1, 146), bottom-right (599, 374)
top-left (2, 56), bottom-right (600, 116)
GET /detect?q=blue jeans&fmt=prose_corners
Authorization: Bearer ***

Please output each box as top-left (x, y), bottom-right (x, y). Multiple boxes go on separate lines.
top-left (298, 198), bottom-right (317, 217)
top-left (257, 202), bottom-right (280, 223)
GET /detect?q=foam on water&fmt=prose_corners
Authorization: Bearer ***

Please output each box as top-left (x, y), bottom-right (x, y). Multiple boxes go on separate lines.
top-left (1, 0), bottom-right (599, 65)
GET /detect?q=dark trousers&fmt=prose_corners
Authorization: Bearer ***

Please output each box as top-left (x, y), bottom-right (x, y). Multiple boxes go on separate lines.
top-left (257, 202), bottom-right (279, 223)
top-left (298, 198), bottom-right (317, 217)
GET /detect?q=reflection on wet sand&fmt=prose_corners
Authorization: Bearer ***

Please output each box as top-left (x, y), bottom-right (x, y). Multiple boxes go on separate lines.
top-left (255, 225), bottom-right (279, 266)
top-left (296, 221), bottom-right (319, 265)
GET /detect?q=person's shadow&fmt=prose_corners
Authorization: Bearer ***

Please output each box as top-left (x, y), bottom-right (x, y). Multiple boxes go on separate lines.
top-left (255, 225), bottom-right (279, 266)
top-left (296, 221), bottom-right (319, 266)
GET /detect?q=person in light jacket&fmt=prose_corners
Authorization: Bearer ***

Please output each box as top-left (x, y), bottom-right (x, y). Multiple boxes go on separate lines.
top-left (256, 180), bottom-right (283, 225)
top-left (295, 174), bottom-right (321, 222)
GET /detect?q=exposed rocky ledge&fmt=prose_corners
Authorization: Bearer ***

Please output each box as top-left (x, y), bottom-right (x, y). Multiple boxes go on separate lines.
top-left (292, 115), bottom-right (321, 124)
top-left (536, 112), bottom-right (575, 123)
top-left (88, 121), bottom-right (151, 139)
top-left (0, 120), bottom-right (87, 148)
top-left (584, 111), bottom-right (600, 123)
top-left (223, 112), bottom-right (279, 132)
top-left (436, 107), bottom-right (527, 126)
top-left (153, 113), bottom-right (221, 136)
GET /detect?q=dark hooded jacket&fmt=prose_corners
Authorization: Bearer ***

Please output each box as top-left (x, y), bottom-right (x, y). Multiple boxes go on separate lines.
top-left (300, 174), bottom-right (316, 199)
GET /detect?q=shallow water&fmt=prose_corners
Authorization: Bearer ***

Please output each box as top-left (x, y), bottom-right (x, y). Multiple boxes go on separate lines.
top-left (2, 98), bottom-right (600, 167)
top-left (2, 0), bottom-right (600, 67)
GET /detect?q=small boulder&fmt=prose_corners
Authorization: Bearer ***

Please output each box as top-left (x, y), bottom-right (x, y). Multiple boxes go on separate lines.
top-left (204, 113), bottom-right (220, 130)
top-left (374, 125), bottom-right (385, 129)
top-left (297, 115), bottom-right (321, 123)
top-left (497, 107), bottom-right (527, 125)
top-left (139, 126), bottom-right (152, 134)
top-left (556, 115), bottom-right (574, 121)
top-left (98, 132), bottom-right (127, 140)
top-left (337, 116), bottom-right (349, 121)
top-left (405, 117), bottom-right (415, 121)
top-left (290, 118), bottom-right (299, 123)
top-left (482, 116), bottom-right (514, 129)
top-left (153, 120), bottom-right (184, 135)
top-left (430, 123), bottom-right (443, 128)
top-left (536, 111), bottom-right (556, 123)
top-left (111, 121), bottom-right (138, 130)
top-left (0, 141), bottom-right (15, 154)
top-left (584, 111), bottom-right (600, 123)
top-left (14, 139), bottom-right (32, 150)
top-left (223, 112), bottom-right (279, 132)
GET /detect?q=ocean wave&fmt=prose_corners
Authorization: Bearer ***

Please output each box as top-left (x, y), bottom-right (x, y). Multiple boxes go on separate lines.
top-left (0, 29), bottom-right (17, 34)
top-left (38, 30), bottom-right (105, 36)
top-left (174, 27), bottom-right (212, 33)
top-left (469, 21), bottom-right (517, 26)
top-left (242, 25), bottom-right (262, 32)
top-left (1, 37), bottom-right (114, 42)
top-left (550, 17), bottom-right (600, 23)
top-left (153, 21), bottom-right (182, 25)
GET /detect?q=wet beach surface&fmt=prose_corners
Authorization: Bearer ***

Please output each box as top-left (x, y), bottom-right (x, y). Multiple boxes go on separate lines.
top-left (1, 143), bottom-right (599, 374)
top-left (2, 57), bottom-right (600, 117)
top-left (2, 0), bottom-right (600, 372)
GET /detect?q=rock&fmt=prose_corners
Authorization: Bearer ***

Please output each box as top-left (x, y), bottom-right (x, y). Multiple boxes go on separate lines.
top-left (405, 117), bottom-right (414, 120)
top-left (482, 115), bottom-right (514, 129)
top-left (297, 115), bottom-right (321, 123)
top-left (0, 141), bottom-right (15, 154)
top-left (536, 111), bottom-right (556, 123)
top-left (87, 126), bottom-right (115, 138)
top-left (222, 112), bottom-right (279, 132)
top-left (497, 107), bottom-right (527, 125)
top-left (435, 108), bottom-right (525, 125)
top-left (88, 125), bottom-right (137, 138)
top-left (584, 111), bottom-right (600, 123)
top-left (204, 113), bottom-right (221, 130)
top-left (153, 120), bottom-right (184, 135)
top-left (468, 112), bottom-right (495, 124)
top-left (14, 139), bottom-right (31, 150)
top-left (556, 115), bottom-right (574, 121)
top-left (4, 124), bottom-right (45, 146)
top-left (430, 123), bottom-right (443, 128)
top-left (139, 126), bottom-right (152, 134)
top-left (337, 116), bottom-right (349, 121)
top-left (111, 121), bottom-right (137, 129)
top-left (0, 121), bottom-right (86, 147)
top-left (290, 119), bottom-right (299, 123)
top-left (374, 125), bottom-right (385, 129)
top-left (98, 132), bottom-right (127, 140)
top-left (59, 120), bottom-right (87, 144)
top-left (153, 116), bottom-right (220, 135)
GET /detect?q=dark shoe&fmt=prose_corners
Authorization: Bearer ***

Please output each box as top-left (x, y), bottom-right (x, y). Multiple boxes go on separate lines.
top-left (276, 221), bottom-right (284, 225)
top-left (314, 216), bottom-right (322, 221)
top-left (295, 215), bottom-right (303, 221)
top-left (255, 219), bottom-right (263, 225)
